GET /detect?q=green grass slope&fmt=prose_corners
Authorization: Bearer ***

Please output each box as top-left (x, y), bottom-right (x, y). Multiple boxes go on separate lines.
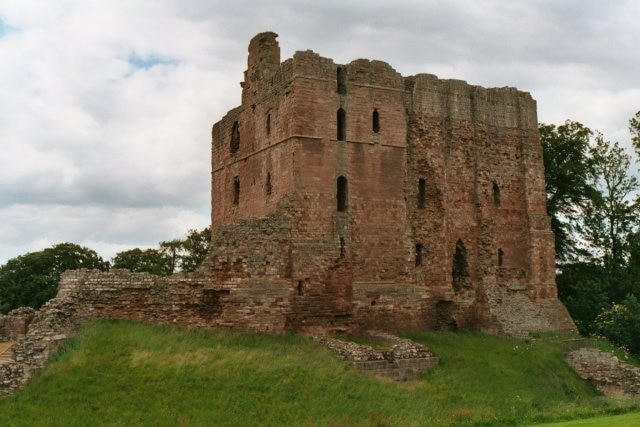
top-left (0, 320), bottom-right (638, 426)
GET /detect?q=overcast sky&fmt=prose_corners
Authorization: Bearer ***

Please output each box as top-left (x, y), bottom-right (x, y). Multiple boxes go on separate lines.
top-left (0, 0), bottom-right (638, 265)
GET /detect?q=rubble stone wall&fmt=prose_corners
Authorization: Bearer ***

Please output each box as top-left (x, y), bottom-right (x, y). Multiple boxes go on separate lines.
top-left (566, 348), bottom-right (640, 397)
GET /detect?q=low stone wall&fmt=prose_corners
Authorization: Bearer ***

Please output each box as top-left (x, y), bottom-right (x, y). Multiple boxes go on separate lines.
top-left (566, 348), bottom-right (640, 397)
top-left (0, 297), bottom-right (74, 396)
top-left (0, 361), bottom-right (24, 396)
top-left (0, 307), bottom-right (37, 341)
top-left (313, 331), bottom-right (438, 381)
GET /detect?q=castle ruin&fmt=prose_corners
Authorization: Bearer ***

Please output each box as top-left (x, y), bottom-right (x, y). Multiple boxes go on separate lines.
top-left (202, 32), bottom-right (575, 334)
top-left (1, 33), bottom-right (576, 360)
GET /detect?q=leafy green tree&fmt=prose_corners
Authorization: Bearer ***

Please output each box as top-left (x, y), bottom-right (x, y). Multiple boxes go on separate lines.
top-left (0, 243), bottom-right (109, 314)
top-left (159, 226), bottom-right (211, 273)
top-left (540, 121), bottom-right (597, 262)
top-left (111, 248), bottom-right (172, 276)
top-left (159, 239), bottom-right (182, 273)
top-left (579, 135), bottom-right (639, 271)
top-left (113, 227), bottom-right (210, 276)
top-left (595, 294), bottom-right (640, 355)
top-left (630, 110), bottom-right (640, 157)
top-left (178, 227), bottom-right (210, 272)
top-left (556, 263), bottom-right (610, 335)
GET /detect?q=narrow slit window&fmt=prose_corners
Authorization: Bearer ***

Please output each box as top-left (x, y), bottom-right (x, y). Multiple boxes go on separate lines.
top-left (340, 237), bottom-right (345, 258)
top-left (297, 280), bottom-right (305, 296)
top-left (452, 239), bottom-right (469, 292)
top-left (233, 176), bottom-right (240, 206)
top-left (415, 244), bottom-right (423, 266)
top-left (266, 113), bottom-right (271, 136)
top-left (230, 121), bottom-right (240, 153)
top-left (372, 109), bottom-right (380, 133)
top-left (337, 67), bottom-right (347, 94)
top-left (493, 181), bottom-right (501, 207)
top-left (265, 172), bottom-right (272, 196)
top-left (418, 178), bottom-right (426, 209)
top-left (337, 176), bottom-right (348, 212)
top-left (498, 248), bottom-right (504, 267)
top-left (337, 108), bottom-right (346, 141)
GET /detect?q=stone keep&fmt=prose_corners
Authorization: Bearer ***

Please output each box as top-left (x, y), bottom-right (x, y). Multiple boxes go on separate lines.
top-left (204, 32), bottom-right (576, 335)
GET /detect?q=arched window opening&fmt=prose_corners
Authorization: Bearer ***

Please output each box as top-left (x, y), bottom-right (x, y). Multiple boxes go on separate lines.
top-left (415, 244), bottom-right (423, 267)
top-left (265, 172), bottom-right (272, 196)
top-left (337, 176), bottom-right (348, 212)
top-left (372, 109), bottom-right (380, 133)
top-left (297, 280), bottom-right (305, 296)
top-left (492, 181), bottom-right (501, 207)
top-left (266, 114), bottom-right (271, 136)
top-left (452, 239), bottom-right (469, 292)
top-left (337, 67), bottom-right (347, 94)
top-left (498, 248), bottom-right (504, 267)
top-left (230, 121), bottom-right (240, 153)
top-left (337, 108), bottom-right (346, 141)
top-left (233, 176), bottom-right (240, 206)
top-left (418, 178), bottom-right (426, 209)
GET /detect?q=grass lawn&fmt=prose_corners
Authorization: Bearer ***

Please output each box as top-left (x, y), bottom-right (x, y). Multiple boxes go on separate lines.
top-left (0, 320), bottom-right (638, 426)
top-left (532, 411), bottom-right (640, 426)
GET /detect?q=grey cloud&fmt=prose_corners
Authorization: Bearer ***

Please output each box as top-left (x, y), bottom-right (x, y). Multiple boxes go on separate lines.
top-left (0, 0), bottom-right (638, 264)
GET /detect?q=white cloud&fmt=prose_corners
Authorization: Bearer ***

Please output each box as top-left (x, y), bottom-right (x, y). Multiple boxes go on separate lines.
top-left (0, 0), bottom-right (638, 264)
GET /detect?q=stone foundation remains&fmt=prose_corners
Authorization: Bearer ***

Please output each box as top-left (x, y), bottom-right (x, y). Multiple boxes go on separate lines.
top-left (566, 348), bottom-right (640, 398)
top-left (313, 332), bottom-right (438, 381)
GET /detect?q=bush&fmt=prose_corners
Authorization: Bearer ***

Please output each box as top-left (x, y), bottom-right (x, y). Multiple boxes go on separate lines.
top-left (595, 294), bottom-right (640, 355)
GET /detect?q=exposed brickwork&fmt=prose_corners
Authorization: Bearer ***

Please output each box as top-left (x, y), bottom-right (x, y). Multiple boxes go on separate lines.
top-left (206, 32), bottom-right (575, 335)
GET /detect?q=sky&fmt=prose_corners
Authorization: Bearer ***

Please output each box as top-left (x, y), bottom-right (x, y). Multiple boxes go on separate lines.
top-left (0, 0), bottom-right (638, 265)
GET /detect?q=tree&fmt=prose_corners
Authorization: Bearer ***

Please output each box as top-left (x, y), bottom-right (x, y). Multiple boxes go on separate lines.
top-left (159, 226), bottom-right (211, 273)
top-left (630, 110), bottom-right (640, 157)
top-left (112, 227), bottom-right (210, 275)
top-left (595, 294), bottom-right (640, 355)
top-left (556, 263), bottom-right (610, 335)
top-left (111, 248), bottom-right (172, 276)
top-left (579, 135), bottom-right (639, 271)
top-left (540, 121), bottom-right (597, 262)
top-left (0, 243), bottom-right (109, 314)
top-left (178, 227), bottom-right (210, 272)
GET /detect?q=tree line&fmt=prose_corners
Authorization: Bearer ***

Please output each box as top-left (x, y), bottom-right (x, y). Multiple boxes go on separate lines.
top-left (0, 227), bottom-right (210, 314)
top-left (542, 111), bottom-right (640, 353)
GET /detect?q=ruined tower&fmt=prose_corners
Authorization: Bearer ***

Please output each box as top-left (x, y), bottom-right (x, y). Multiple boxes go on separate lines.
top-left (206, 32), bottom-right (576, 335)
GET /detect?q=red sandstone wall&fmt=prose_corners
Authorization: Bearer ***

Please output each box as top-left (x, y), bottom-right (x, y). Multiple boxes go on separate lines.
top-left (202, 32), bottom-right (574, 334)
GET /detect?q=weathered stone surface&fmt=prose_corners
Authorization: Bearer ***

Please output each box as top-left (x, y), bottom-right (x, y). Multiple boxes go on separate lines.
top-left (566, 348), bottom-right (640, 397)
top-left (313, 332), bottom-right (438, 381)
top-left (206, 31), bottom-right (575, 336)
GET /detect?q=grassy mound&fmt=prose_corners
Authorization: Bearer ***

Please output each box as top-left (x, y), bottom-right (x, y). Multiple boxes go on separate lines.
top-left (0, 320), bottom-right (638, 426)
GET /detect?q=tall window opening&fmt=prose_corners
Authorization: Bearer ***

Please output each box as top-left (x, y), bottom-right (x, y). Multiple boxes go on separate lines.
top-left (492, 181), bottom-right (501, 207)
top-left (230, 121), bottom-right (240, 153)
top-left (337, 108), bottom-right (346, 141)
top-left (233, 176), bottom-right (240, 206)
top-left (340, 237), bottom-right (345, 258)
top-left (418, 178), bottom-right (426, 209)
top-left (337, 67), bottom-right (347, 94)
top-left (337, 176), bottom-right (348, 212)
top-left (372, 109), bottom-right (380, 133)
top-left (266, 114), bottom-right (271, 136)
top-left (452, 239), bottom-right (469, 292)
top-left (297, 280), bottom-right (305, 296)
top-left (265, 172), bottom-right (272, 196)
top-left (498, 248), bottom-right (504, 267)
top-left (415, 244), bottom-right (423, 266)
